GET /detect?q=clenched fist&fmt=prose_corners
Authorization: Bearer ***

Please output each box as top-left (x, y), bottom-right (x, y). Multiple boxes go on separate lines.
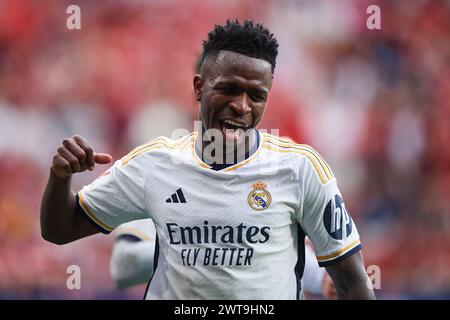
top-left (51, 135), bottom-right (112, 178)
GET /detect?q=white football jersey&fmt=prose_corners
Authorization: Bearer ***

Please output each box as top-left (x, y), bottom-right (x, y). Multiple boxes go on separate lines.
top-left (110, 219), bottom-right (157, 288)
top-left (78, 131), bottom-right (361, 299)
top-left (115, 219), bottom-right (156, 242)
top-left (302, 241), bottom-right (326, 296)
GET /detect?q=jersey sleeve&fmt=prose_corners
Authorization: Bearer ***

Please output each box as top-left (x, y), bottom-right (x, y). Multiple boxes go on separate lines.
top-left (297, 156), bottom-right (362, 267)
top-left (77, 158), bottom-right (149, 234)
top-left (115, 219), bottom-right (156, 242)
top-left (110, 219), bottom-right (157, 288)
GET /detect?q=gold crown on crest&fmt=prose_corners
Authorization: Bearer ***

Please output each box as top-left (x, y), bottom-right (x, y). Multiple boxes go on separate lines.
top-left (252, 181), bottom-right (267, 190)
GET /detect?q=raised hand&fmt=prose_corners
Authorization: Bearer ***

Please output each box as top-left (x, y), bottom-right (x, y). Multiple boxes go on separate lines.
top-left (51, 135), bottom-right (112, 178)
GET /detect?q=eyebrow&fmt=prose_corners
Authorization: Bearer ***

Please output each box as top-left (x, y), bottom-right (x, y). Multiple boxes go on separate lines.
top-left (214, 79), bottom-right (269, 94)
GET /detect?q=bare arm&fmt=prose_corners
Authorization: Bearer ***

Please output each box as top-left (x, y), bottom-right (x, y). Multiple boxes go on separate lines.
top-left (325, 251), bottom-right (375, 300)
top-left (40, 135), bottom-right (112, 244)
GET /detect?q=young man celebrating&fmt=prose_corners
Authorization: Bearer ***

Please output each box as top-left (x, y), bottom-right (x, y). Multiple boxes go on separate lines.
top-left (41, 20), bottom-right (375, 300)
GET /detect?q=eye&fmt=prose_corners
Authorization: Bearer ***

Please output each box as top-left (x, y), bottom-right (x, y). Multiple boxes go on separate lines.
top-left (220, 86), bottom-right (235, 95)
top-left (250, 94), bottom-right (266, 103)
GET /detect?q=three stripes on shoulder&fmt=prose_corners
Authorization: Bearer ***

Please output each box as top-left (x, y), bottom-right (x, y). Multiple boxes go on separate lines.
top-left (261, 133), bottom-right (334, 184)
top-left (119, 132), bottom-right (334, 185)
top-left (121, 134), bottom-right (194, 166)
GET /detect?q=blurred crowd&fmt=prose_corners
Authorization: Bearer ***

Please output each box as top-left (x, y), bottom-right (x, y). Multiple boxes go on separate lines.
top-left (0, 0), bottom-right (449, 299)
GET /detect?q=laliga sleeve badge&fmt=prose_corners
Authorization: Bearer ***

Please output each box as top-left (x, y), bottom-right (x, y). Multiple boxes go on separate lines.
top-left (248, 181), bottom-right (272, 211)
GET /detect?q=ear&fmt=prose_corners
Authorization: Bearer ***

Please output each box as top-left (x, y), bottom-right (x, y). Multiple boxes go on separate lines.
top-left (193, 74), bottom-right (204, 102)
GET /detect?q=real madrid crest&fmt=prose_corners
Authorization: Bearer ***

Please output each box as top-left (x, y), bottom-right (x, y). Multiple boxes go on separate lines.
top-left (247, 181), bottom-right (271, 211)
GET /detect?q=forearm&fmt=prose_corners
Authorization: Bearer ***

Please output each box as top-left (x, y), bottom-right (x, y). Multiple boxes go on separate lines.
top-left (40, 171), bottom-right (77, 244)
top-left (41, 135), bottom-right (112, 244)
top-left (326, 251), bottom-right (376, 300)
top-left (335, 275), bottom-right (375, 300)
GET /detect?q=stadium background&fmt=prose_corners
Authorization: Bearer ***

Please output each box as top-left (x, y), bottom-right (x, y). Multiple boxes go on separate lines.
top-left (0, 0), bottom-right (449, 299)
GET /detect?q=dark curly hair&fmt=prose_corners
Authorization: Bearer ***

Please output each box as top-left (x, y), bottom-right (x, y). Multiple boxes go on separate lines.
top-left (199, 19), bottom-right (279, 73)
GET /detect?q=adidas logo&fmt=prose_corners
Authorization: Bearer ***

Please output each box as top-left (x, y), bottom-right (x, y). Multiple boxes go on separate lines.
top-left (166, 188), bottom-right (186, 203)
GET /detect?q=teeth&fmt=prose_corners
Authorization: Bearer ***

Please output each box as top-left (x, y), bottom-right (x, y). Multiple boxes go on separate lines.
top-left (223, 119), bottom-right (245, 128)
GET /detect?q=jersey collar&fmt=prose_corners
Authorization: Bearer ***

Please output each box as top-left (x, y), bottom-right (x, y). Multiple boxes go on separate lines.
top-left (193, 129), bottom-right (261, 171)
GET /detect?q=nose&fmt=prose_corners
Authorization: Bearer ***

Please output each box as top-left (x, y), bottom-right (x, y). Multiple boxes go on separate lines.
top-left (229, 94), bottom-right (251, 116)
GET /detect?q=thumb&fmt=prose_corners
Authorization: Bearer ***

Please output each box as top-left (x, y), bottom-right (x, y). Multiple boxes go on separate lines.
top-left (94, 153), bottom-right (113, 164)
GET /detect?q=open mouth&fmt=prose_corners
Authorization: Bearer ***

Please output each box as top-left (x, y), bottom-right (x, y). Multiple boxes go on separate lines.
top-left (219, 119), bottom-right (248, 141)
